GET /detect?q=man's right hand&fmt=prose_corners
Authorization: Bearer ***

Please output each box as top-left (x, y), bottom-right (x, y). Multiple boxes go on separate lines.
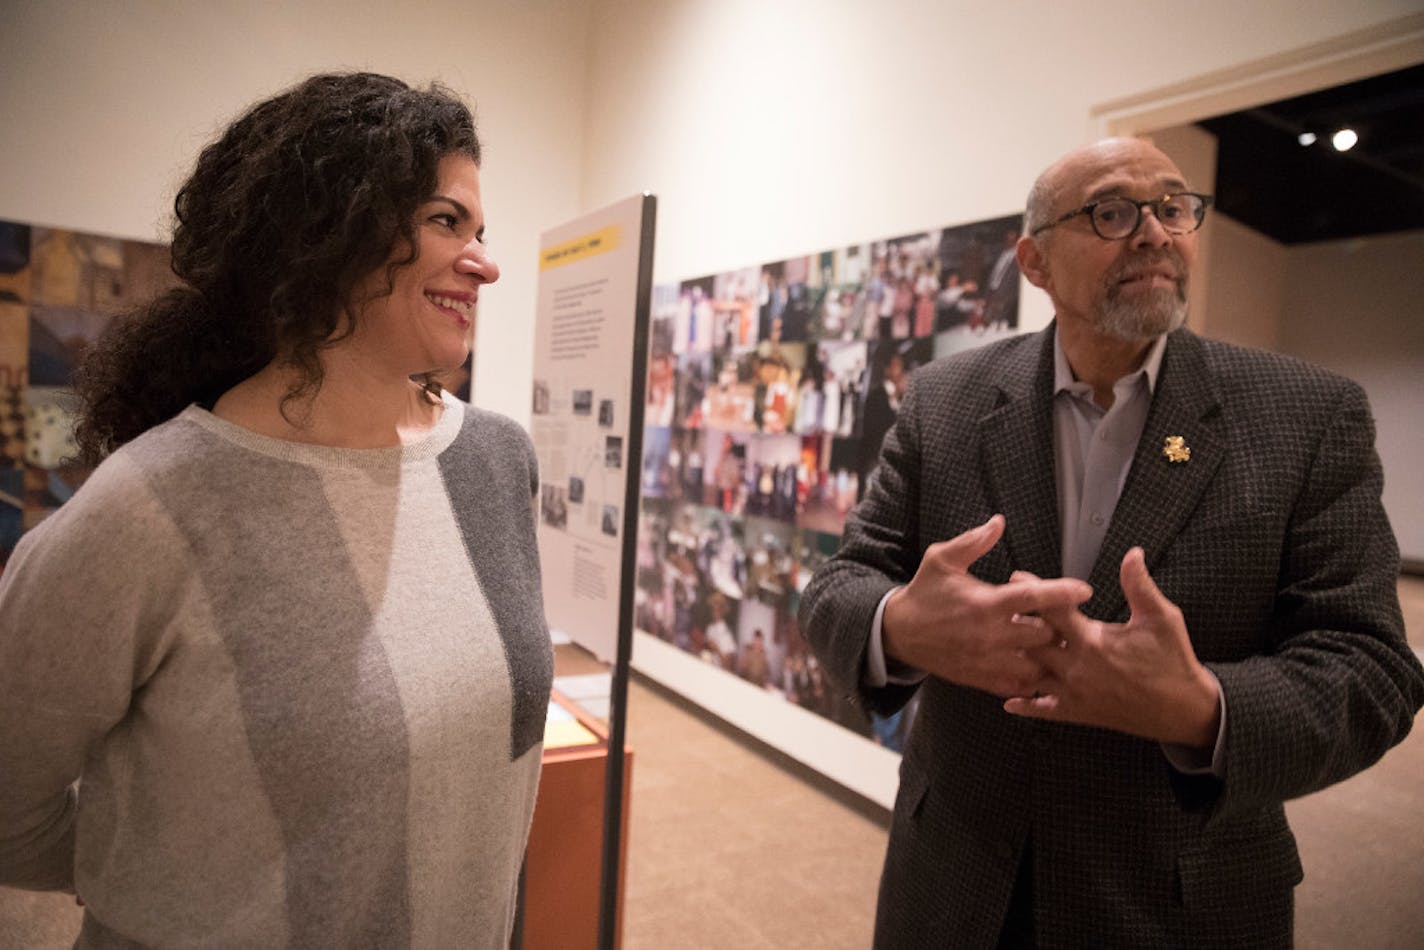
top-left (881, 514), bottom-right (1092, 697)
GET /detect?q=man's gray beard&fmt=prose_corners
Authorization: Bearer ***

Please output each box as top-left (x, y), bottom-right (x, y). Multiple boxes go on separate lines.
top-left (1097, 284), bottom-right (1188, 342)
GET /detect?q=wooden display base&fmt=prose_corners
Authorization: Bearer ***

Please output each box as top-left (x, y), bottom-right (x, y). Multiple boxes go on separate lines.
top-left (522, 688), bottom-right (631, 949)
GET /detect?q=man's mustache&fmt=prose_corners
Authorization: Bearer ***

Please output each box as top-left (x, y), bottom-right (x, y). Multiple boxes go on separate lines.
top-left (1106, 250), bottom-right (1188, 287)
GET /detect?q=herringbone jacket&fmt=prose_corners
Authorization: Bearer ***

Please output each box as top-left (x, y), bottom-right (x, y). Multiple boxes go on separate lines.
top-left (799, 324), bottom-right (1424, 948)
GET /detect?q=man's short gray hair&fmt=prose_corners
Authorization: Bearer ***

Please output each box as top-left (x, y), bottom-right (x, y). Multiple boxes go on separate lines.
top-left (1024, 171), bottom-right (1057, 238)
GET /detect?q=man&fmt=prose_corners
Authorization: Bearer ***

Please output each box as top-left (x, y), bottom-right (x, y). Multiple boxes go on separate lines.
top-left (984, 226), bottom-right (1022, 331)
top-left (799, 137), bottom-right (1424, 947)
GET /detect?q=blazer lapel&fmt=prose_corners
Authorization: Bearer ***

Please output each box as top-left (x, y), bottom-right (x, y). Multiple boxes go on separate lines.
top-left (1085, 329), bottom-right (1225, 620)
top-left (979, 326), bottom-right (1061, 580)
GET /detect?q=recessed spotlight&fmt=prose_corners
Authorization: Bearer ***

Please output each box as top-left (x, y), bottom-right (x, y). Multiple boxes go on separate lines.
top-left (1297, 132), bottom-right (1317, 146)
top-left (1331, 127), bottom-right (1358, 151)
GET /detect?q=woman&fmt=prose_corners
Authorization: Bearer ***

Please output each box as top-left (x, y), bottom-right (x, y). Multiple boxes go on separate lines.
top-left (0, 73), bottom-right (553, 947)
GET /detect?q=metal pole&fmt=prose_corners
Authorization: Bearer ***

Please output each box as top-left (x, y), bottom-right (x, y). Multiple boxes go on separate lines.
top-left (597, 194), bottom-right (656, 950)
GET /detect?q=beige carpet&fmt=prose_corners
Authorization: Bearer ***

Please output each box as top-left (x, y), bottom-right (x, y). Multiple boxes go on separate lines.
top-left (619, 678), bottom-right (885, 949)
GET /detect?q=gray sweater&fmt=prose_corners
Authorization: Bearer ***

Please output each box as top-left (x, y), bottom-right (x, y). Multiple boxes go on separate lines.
top-left (0, 393), bottom-right (554, 948)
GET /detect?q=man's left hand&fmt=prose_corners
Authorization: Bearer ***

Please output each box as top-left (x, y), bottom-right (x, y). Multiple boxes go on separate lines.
top-left (1002, 547), bottom-right (1220, 747)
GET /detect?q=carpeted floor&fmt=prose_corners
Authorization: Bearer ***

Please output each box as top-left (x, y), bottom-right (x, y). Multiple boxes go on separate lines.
top-left (4, 579), bottom-right (1422, 948)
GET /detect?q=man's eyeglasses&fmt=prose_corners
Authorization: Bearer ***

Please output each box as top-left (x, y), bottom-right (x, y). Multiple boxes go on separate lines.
top-left (1031, 192), bottom-right (1213, 241)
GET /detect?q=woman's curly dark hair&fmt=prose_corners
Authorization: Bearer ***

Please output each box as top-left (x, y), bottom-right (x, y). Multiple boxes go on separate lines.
top-left (73, 72), bottom-right (481, 463)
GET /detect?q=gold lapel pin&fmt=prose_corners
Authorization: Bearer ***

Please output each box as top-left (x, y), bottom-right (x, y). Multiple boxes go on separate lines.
top-left (1163, 435), bottom-right (1191, 463)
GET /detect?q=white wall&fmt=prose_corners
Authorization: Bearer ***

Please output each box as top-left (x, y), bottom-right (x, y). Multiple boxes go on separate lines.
top-left (1200, 220), bottom-right (1422, 562)
top-left (582, 0), bottom-right (1419, 298)
top-left (1201, 214), bottom-right (1289, 352)
top-left (1280, 231), bottom-right (1424, 563)
top-left (0, 0), bottom-right (593, 426)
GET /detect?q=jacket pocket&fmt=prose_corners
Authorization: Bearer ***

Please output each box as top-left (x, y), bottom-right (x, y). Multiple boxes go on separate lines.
top-left (1176, 822), bottom-right (1303, 911)
top-left (894, 762), bottom-right (930, 822)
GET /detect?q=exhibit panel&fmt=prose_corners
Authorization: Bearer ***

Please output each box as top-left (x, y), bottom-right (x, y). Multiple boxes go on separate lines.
top-left (532, 194), bottom-right (657, 664)
top-left (528, 193), bottom-right (657, 949)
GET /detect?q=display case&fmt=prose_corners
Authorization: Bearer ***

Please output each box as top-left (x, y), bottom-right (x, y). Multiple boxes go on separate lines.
top-left (522, 689), bottom-right (632, 949)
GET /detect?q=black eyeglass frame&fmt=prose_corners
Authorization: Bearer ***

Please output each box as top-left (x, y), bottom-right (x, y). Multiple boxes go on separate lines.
top-left (1030, 192), bottom-right (1213, 240)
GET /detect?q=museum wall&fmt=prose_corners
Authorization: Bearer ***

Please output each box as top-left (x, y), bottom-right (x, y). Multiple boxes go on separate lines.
top-left (1197, 218), bottom-right (1424, 564)
top-left (1199, 214), bottom-right (1288, 353)
top-left (1280, 230), bottom-right (1424, 563)
top-left (0, 0), bottom-right (593, 427)
top-left (579, 0), bottom-right (1417, 304)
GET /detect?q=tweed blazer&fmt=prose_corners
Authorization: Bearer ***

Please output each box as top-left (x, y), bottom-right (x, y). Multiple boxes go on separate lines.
top-left (799, 324), bottom-right (1424, 948)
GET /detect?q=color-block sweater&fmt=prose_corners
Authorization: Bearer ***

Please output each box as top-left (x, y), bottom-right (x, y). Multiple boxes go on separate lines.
top-left (0, 393), bottom-right (554, 948)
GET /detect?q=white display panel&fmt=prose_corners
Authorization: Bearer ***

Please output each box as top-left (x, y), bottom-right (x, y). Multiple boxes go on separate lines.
top-left (531, 194), bottom-right (654, 662)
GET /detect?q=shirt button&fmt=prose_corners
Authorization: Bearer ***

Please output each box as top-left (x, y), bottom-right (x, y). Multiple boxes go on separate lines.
top-left (1090, 513), bottom-right (1105, 526)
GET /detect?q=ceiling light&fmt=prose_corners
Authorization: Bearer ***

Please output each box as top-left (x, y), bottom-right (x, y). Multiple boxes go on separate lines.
top-left (1331, 127), bottom-right (1358, 151)
top-left (1297, 132), bottom-right (1317, 146)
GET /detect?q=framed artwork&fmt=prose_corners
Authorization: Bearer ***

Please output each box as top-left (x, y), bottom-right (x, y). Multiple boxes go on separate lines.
top-left (0, 219), bottom-right (177, 567)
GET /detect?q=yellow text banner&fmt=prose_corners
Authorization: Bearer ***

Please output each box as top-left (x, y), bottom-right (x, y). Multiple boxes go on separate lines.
top-left (539, 225), bottom-right (621, 271)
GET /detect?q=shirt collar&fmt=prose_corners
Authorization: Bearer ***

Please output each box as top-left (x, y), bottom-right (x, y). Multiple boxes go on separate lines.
top-left (1053, 326), bottom-right (1168, 397)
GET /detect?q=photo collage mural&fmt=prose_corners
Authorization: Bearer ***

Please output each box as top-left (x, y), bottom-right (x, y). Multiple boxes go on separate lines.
top-left (0, 220), bottom-right (178, 569)
top-left (634, 214), bottom-right (1024, 751)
